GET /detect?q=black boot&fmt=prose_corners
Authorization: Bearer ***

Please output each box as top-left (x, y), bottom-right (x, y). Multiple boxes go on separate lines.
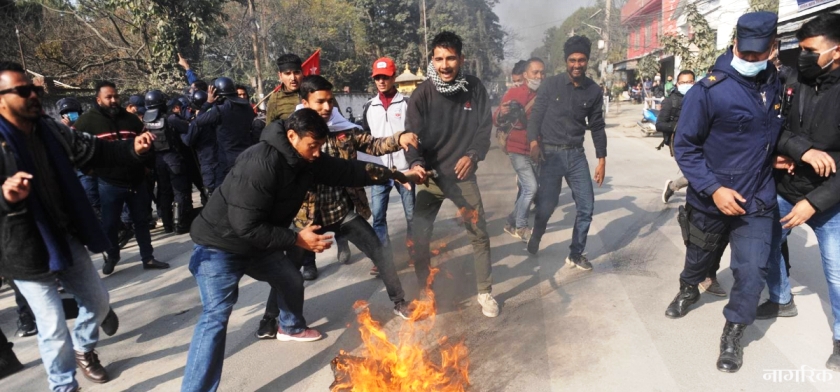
top-left (827, 339), bottom-right (840, 372)
top-left (0, 343), bottom-right (24, 380)
top-left (717, 321), bottom-right (747, 373)
top-left (665, 279), bottom-right (700, 318)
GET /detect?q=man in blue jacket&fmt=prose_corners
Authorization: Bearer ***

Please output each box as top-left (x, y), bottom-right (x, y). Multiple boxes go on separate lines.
top-left (666, 12), bottom-right (784, 373)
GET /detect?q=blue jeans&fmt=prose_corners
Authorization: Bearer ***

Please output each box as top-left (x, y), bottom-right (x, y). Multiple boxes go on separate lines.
top-left (99, 179), bottom-right (154, 262)
top-left (76, 171), bottom-right (100, 212)
top-left (767, 195), bottom-right (840, 338)
top-left (182, 245), bottom-right (307, 392)
top-left (531, 146), bottom-right (594, 257)
top-left (14, 236), bottom-right (110, 392)
top-left (507, 153), bottom-right (538, 229)
top-left (370, 181), bottom-right (415, 247)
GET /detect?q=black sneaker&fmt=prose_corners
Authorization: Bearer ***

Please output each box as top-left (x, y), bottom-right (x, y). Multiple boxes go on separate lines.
top-left (0, 343), bottom-right (24, 381)
top-left (255, 316), bottom-right (278, 339)
top-left (526, 237), bottom-right (540, 255)
top-left (828, 339), bottom-right (840, 372)
top-left (756, 298), bottom-right (797, 319)
top-left (102, 254), bottom-right (119, 275)
top-left (394, 301), bottom-right (410, 320)
top-left (101, 308), bottom-right (119, 336)
top-left (142, 259), bottom-right (170, 270)
top-left (566, 254), bottom-right (592, 271)
top-left (16, 312), bottom-right (37, 337)
top-left (302, 265), bottom-right (318, 281)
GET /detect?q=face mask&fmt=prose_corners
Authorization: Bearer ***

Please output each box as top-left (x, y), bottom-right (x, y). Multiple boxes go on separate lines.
top-left (798, 46), bottom-right (838, 80)
top-left (677, 84), bottom-right (693, 95)
top-left (526, 78), bottom-right (541, 91)
top-left (730, 55), bottom-right (768, 77)
top-left (67, 112), bottom-right (79, 123)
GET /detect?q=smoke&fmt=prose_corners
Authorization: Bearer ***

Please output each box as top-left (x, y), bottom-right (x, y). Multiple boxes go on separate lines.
top-left (494, 0), bottom-right (596, 62)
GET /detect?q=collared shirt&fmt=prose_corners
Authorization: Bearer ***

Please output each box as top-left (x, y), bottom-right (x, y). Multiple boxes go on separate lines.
top-left (527, 72), bottom-right (607, 158)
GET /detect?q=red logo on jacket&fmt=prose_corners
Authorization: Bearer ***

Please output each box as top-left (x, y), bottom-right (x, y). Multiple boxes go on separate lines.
top-left (464, 101), bottom-right (472, 111)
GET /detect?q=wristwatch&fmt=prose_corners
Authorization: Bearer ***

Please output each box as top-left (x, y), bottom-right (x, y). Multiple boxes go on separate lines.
top-left (466, 151), bottom-right (478, 164)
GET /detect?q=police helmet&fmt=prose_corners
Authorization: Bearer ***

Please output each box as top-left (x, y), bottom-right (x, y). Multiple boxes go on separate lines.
top-left (56, 97), bottom-right (82, 115)
top-left (143, 90), bottom-right (167, 122)
top-left (214, 77), bottom-right (248, 104)
top-left (191, 90), bottom-right (208, 109)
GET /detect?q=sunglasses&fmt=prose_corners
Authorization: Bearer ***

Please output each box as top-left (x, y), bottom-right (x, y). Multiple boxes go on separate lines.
top-left (373, 75), bottom-right (392, 81)
top-left (0, 85), bottom-right (45, 98)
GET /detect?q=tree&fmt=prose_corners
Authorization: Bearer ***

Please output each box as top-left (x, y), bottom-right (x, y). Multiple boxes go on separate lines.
top-left (659, 3), bottom-right (720, 77)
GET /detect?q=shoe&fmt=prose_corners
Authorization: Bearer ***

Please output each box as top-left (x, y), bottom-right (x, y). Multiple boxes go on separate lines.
top-left (337, 241), bottom-right (351, 264)
top-left (503, 223), bottom-right (516, 237)
top-left (102, 254), bottom-right (119, 275)
top-left (370, 266), bottom-right (379, 276)
top-left (0, 343), bottom-right (24, 381)
top-left (255, 316), bottom-right (278, 339)
top-left (276, 328), bottom-right (322, 342)
top-left (75, 350), bottom-right (109, 383)
top-left (755, 298), bottom-right (798, 320)
top-left (716, 321), bottom-right (747, 373)
top-left (142, 259), bottom-right (170, 270)
top-left (302, 265), bottom-right (318, 281)
top-left (117, 227), bottom-right (134, 249)
top-left (174, 225), bottom-right (190, 235)
top-left (16, 312), bottom-right (37, 337)
top-left (565, 254), bottom-right (592, 271)
top-left (526, 237), bottom-right (540, 255)
top-left (514, 227), bottom-right (531, 243)
top-left (665, 280), bottom-right (700, 318)
top-left (394, 301), bottom-right (410, 320)
top-left (101, 308), bottom-right (119, 336)
top-left (827, 339), bottom-right (840, 372)
top-left (699, 277), bottom-right (727, 297)
top-left (477, 292), bottom-right (500, 318)
top-left (163, 226), bottom-right (174, 234)
top-left (662, 180), bottom-right (675, 203)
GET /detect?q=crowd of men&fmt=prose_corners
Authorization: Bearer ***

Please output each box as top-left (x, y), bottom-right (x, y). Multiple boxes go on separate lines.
top-left (0, 9), bottom-right (839, 392)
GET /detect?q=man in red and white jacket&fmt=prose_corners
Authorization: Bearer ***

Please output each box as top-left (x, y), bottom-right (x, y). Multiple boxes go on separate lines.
top-left (359, 57), bottom-right (416, 259)
top-left (493, 57), bottom-right (545, 242)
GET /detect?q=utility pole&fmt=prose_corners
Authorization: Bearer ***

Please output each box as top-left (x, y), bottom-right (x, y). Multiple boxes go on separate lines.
top-left (248, 0), bottom-right (264, 100)
top-left (15, 25), bottom-right (27, 71)
top-left (422, 0), bottom-right (429, 61)
top-left (605, 0), bottom-right (611, 56)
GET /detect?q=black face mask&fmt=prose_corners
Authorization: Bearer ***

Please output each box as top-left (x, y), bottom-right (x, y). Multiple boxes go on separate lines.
top-left (798, 47), bottom-right (836, 81)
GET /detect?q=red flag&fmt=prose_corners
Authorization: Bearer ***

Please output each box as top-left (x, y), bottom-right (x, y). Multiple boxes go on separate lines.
top-left (302, 49), bottom-right (321, 76)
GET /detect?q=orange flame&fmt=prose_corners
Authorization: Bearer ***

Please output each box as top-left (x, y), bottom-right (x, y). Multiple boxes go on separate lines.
top-left (331, 268), bottom-right (470, 391)
top-left (456, 207), bottom-right (479, 227)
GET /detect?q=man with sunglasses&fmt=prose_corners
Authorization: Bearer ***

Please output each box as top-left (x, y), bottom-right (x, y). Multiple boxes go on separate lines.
top-left (0, 61), bottom-right (155, 391)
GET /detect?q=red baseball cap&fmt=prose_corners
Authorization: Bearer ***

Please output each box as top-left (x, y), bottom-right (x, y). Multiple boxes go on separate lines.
top-left (371, 57), bottom-right (396, 77)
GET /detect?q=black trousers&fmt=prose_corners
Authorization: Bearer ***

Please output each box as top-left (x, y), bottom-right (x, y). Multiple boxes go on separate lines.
top-left (155, 153), bottom-right (194, 229)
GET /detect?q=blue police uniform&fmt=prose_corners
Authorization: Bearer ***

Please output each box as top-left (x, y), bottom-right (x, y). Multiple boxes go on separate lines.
top-left (192, 99), bottom-right (255, 177)
top-left (150, 114), bottom-right (195, 232)
top-left (183, 111), bottom-right (221, 194)
top-left (674, 47), bottom-right (783, 325)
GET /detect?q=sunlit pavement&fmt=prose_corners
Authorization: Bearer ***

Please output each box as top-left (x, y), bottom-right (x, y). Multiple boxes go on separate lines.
top-left (2, 102), bottom-right (839, 391)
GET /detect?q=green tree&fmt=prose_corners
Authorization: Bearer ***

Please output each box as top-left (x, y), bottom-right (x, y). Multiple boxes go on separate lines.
top-left (659, 3), bottom-right (720, 77)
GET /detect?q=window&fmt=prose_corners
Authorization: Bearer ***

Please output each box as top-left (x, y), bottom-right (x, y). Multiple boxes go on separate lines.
top-left (635, 29), bottom-right (640, 50)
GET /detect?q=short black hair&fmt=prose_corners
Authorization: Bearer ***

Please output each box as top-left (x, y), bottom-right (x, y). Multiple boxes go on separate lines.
top-left (0, 61), bottom-right (25, 74)
top-left (298, 75), bottom-right (333, 100)
top-left (430, 31), bottom-right (463, 57)
top-left (235, 84), bottom-right (249, 96)
top-left (796, 13), bottom-right (840, 45)
top-left (677, 70), bottom-right (696, 80)
top-left (286, 108), bottom-right (329, 140)
top-left (526, 57), bottom-right (545, 70)
top-left (512, 60), bottom-right (528, 75)
top-left (193, 79), bottom-right (208, 92)
top-left (94, 81), bottom-right (117, 96)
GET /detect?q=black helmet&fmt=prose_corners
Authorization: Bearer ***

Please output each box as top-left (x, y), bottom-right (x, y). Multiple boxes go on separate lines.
top-left (191, 90), bottom-right (208, 109)
top-left (56, 97), bottom-right (82, 115)
top-left (214, 77), bottom-right (248, 104)
top-left (143, 90), bottom-right (167, 122)
top-left (177, 96), bottom-right (190, 109)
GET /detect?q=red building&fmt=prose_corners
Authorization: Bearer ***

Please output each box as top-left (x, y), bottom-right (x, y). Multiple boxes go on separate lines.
top-left (616, 0), bottom-right (680, 81)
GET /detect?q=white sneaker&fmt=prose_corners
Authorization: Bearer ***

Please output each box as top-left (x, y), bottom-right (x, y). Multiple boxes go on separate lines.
top-left (477, 292), bottom-right (499, 317)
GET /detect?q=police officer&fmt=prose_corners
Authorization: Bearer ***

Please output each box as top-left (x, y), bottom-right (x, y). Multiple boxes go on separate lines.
top-left (192, 77), bottom-right (255, 177)
top-left (144, 90), bottom-right (194, 233)
top-left (182, 89), bottom-right (222, 195)
top-left (666, 12), bottom-right (783, 373)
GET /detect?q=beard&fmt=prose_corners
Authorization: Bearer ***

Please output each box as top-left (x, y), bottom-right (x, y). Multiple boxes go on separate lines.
top-left (11, 98), bottom-right (42, 120)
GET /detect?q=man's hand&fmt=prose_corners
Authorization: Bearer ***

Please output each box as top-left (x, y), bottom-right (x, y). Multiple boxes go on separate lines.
top-left (712, 187), bottom-right (747, 216)
top-left (2, 172), bottom-right (33, 203)
top-left (207, 85), bottom-right (217, 104)
top-left (134, 132), bottom-right (156, 155)
top-left (594, 158), bottom-right (606, 187)
top-left (529, 141), bottom-right (543, 163)
top-left (295, 225), bottom-right (333, 253)
top-left (498, 101), bottom-right (511, 117)
top-left (781, 199), bottom-right (816, 229)
top-left (177, 53), bottom-right (190, 70)
top-left (406, 165), bottom-right (426, 185)
top-left (398, 133), bottom-right (419, 151)
top-left (801, 149), bottom-right (837, 177)
top-left (60, 117), bottom-right (72, 127)
top-left (454, 156), bottom-right (475, 180)
top-left (774, 155), bottom-right (795, 175)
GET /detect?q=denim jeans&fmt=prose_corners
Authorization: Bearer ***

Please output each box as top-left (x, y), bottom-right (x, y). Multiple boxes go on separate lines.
top-left (370, 181), bottom-right (415, 247)
top-left (183, 245), bottom-right (307, 392)
top-left (76, 171), bottom-right (100, 213)
top-left (507, 153), bottom-right (538, 229)
top-left (14, 236), bottom-right (110, 392)
top-left (99, 179), bottom-right (154, 262)
top-left (767, 195), bottom-right (840, 339)
top-left (531, 147), bottom-right (594, 258)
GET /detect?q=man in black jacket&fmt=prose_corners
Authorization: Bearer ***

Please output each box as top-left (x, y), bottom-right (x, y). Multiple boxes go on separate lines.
top-left (182, 109), bottom-right (416, 392)
top-left (0, 61), bottom-right (154, 390)
top-left (759, 14), bottom-right (840, 371)
top-left (74, 81), bottom-right (169, 274)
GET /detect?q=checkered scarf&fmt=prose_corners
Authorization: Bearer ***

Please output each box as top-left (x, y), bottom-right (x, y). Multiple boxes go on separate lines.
top-left (427, 61), bottom-right (469, 96)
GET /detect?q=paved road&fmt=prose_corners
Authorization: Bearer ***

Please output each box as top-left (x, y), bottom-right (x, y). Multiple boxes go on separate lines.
top-left (2, 102), bottom-right (839, 391)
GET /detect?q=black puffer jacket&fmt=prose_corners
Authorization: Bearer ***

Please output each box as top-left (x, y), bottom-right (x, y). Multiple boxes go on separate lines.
top-left (189, 119), bottom-right (398, 257)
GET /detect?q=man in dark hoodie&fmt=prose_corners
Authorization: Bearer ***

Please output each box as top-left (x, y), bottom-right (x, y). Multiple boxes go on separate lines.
top-left (665, 12), bottom-right (784, 373)
top-left (73, 81), bottom-right (169, 275)
top-left (182, 109), bottom-right (417, 392)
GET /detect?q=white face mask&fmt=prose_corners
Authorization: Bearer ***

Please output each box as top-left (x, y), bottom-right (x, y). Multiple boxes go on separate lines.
top-left (526, 78), bottom-right (542, 91)
top-left (677, 84), bottom-right (693, 95)
top-left (731, 55), bottom-right (768, 77)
